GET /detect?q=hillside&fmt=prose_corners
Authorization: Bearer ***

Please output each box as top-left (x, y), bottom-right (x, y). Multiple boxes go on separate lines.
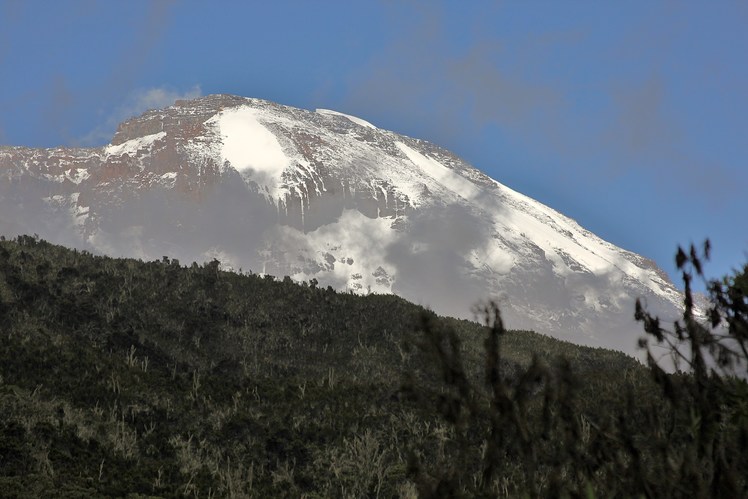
top-left (0, 235), bottom-right (744, 497)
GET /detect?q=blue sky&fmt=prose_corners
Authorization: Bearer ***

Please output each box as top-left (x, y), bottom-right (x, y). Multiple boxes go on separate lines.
top-left (1, 0), bottom-right (746, 287)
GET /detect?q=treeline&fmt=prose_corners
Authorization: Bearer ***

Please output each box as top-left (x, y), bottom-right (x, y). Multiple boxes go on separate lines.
top-left (0, 235), bottom-right (745, 497)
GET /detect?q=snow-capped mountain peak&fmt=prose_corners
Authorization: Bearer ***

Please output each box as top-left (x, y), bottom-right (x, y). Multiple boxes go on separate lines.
top-left (0, 94), bottom-right (683, 358)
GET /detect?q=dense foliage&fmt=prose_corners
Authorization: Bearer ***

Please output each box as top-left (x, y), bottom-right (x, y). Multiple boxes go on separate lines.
top-left (0, 235), bottom-right (745, 497)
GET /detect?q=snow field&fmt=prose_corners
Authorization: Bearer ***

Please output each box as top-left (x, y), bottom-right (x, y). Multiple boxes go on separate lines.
top-left (210, 106), bottom-right (290, 198)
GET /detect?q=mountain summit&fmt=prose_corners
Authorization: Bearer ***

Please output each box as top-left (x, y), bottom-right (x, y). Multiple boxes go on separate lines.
top-left (0, 94), bottom-right (681, 356)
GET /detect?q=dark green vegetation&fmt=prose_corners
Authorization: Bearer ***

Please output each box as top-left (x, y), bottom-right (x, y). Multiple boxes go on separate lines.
top-left (0, 235), bottom-right (745, 497)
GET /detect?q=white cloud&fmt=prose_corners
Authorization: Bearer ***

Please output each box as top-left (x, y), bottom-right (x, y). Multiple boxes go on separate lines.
top-left (124, 85), bottom-right (202, 117)
top-left (79, 84), bottom-right (202, 146)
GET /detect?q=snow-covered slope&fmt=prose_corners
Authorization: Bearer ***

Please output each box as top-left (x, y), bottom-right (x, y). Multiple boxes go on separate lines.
top-left (0, 94), bottom-right (683, 358)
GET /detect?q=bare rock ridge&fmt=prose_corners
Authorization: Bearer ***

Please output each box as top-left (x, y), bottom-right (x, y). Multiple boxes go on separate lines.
top-left (0, 94), bottom-right (683, 358)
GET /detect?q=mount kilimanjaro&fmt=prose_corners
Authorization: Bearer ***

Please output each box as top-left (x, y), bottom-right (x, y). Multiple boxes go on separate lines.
top-left (0, 94), bottom-right (682, 358)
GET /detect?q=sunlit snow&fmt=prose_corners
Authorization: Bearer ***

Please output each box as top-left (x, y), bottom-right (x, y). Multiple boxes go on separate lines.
top-left (211, 106), bottom-right (290, 197)
top-left (316, 108), bottom-right (377, 129)
top-left (66, 168), bottom-right (90, 184)
top-left (105, 132), bottom-right (165, 157)
top-left (395, 141), bottom-right (481, 200)
top-left (492, 181), bottom-right (679, 305)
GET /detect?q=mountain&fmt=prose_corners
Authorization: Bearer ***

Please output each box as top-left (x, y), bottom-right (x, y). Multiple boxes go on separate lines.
top-left (0, 94), bottom-right (682, 357)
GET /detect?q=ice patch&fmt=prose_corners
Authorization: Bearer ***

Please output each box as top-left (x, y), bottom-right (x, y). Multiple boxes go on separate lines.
top-left (105, 132), bottom-right (165, 157)
top-left (316, 108), bottom-right (376, 129)
top-left (66, 168), bottom-right (90, 184)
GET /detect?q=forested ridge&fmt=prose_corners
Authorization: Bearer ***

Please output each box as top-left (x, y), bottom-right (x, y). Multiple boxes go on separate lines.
top-left (0, 235), bottom-right (745, 498)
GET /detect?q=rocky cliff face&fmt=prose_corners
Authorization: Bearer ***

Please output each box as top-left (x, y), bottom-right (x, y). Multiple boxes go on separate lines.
top-left (0, 95), bottom-right (683, 358)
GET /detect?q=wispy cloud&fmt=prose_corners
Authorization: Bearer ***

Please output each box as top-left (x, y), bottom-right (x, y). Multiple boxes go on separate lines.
top-left (341, 2), bottom-right (565, 154)
top-left (122, 86), bottom-right (203, 118)
top-left (43, 75), bottom-right (76, 145)
top-left (600, 73), bottom-right (738, 203)
top-left (386, 203), bottom-right (490, 318)
top-left (103, 0), bottom-right (178, 99)
top-left (78, 0), bottom-right (184, 146)
top-left (603, 75), bottom-right (679, 171)
top-left (79, 85), bottom-right (202, 146)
